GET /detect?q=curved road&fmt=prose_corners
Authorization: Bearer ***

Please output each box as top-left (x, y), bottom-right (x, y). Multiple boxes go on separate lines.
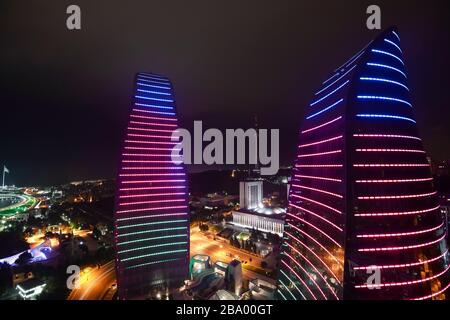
top-left (67, 260), bottom-right (117, 300)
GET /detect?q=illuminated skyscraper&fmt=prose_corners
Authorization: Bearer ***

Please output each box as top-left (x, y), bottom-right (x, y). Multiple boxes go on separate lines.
top-left (114, 72), bottom-right (189, 299)
top-left (277, 28), bottom-right (449, 300)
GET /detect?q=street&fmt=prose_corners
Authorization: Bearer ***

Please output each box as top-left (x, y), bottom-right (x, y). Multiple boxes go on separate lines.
top-left (67, 260), bottom-right (116, 300)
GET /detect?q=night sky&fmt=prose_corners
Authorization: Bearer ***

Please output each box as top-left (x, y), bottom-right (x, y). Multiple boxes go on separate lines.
top-left (1, 0), bottom-right (449, 186)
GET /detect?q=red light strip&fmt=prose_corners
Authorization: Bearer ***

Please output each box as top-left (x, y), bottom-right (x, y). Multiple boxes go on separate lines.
top-left (119, 192), bottom-right (186, 199)
top-left (356, 178), bottom-right (433, 183)
top-left (119, 186), bottom-right (186, 192)
top-left (130, 120), bottom-right (177, 128)
top-left (353, 134), bottom-right (421, 140)
top-left (292, 184), bottom-right (343, 198)
top-left (290, 204), bottom-right (343, 231)
top-left (122, 160), bottom-right (177, 163)
top-left (285, 231), bottom-right (341, 284)
top-left (125, 140), bottom-right (178, 145)
top-left (129, 114), bottom-right (177, 122)
top-left (410, 282), bottom-right (450, 300)
top-left (121, 179), bottom-right (186, 184)
top-left (355, 205), bottom-right (439, 217)
top-left (283, 252), bottom-right (327, 299)
top-left (127, 127), bottom-right (177, 133)
top-left (287, 213), bottom-right (341, 247)
top-left (119, 173), bottom-right (185, 177)
top-left (291, 195), bottom-right (341, 214)
top-left (287, 223), bottom-right (342, 265)
top-left (301, 116), bottom-right (342, 134)
top-left (295, 174), bottom-right (341, 182)
top-left (284, 242), bottom-right (339, 299)
top-left (127, 133), bottom-right (176, 139)
top-left (358, 191), bottom-right (436, 200)
top-left (356, 221), bottom-right (444, 238)
top-left (119, 198), bottom-right (185, 206)
top-left (355, 264), bottom-right (450, 289)
top-left (297, 150), bottom-right (342, 158)
top-left (124, 147), bottom-right (179, 151)
top-left (356, 148), bottom-right (425, 153)
top-left (122, 153), bottom-right (180, 157)
top-left (296, 164), bottom-right (343, 168)
top-left (116, 213), bottom-right (187, 221)
top-left (354, 163), bottom-right (430, 168)
top-left (358, 233), bottom-right (446, 252)
top-left (280, 260), bottom-right (317, 300)
top-left (122, 167), bottom-right (182, 170)
top-left (353, 249), bottom-right (448, 270)
top-left (116, 205), bottom-right (187, 214)
top-left (298, 135), bottom-right (343, 148)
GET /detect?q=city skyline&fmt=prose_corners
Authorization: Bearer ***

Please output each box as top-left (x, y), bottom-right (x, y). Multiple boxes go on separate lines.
top-left (1, 1), bottom-right (450, 186)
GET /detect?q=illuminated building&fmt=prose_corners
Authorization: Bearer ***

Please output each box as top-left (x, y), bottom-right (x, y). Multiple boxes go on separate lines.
top-left (114, 72), bottom-right (190, 299)
top-left (277, 28), bottom-right (449, 300)
top-left (232, 208), bottom-right (285, 235)
top-left (189, 254), bottom-right (212, 279)
top-left (225, 259), bottom-right (243, 296)
top-left (239, 179), bottom-right (263, 209)
top-left (16, 278), bottom-right (46, 300)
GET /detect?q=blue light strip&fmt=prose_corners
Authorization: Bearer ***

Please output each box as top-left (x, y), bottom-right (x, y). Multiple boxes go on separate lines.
top-left (384, 39), bottom-right (402, 53)
top-left (357, 114), bottom-right (416, 123)
top-left (139, 74), bottom-right (170, 83)
top-left (359, 77), bottom-right (409, 91)
top-left (137, 89), bottom-right (172, 96)
top-left (137, 82), bottom-right (171, 90)
top-left (367, 63), bottom-right (406, 78)
top-left (371, 49), bottom-right (404, 65)
top-left (310, 81), bottom-right (349, 106)
top-left (322, 72), bottom-right (340, 85)
top-left (316, 66), bottom-right (356, 95)
top-left (137, 78), bottom-right (171, 86)
top-left (357, 95), bottom-right (412, 107)
top-left (392, 31), bottom-right (401, 42)
top-left (135, 103), bottom-right (173, 110)
top-left (135, 95), bottom-right (174, 103)
top-left (307, 99), bottom-right (344, 120)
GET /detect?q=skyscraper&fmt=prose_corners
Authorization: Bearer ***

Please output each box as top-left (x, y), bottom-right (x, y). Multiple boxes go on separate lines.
top-left (114, 72), bottom-right (190, 299)
top-left (277, 28), bottom-right (449, 300)
top-left (239, 179), bottom-right (263, 210)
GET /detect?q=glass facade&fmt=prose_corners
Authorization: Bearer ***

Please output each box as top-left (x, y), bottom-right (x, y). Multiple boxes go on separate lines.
top-left (277, 28), bottom-right (449, 300)
top-left (114, 72), bottom-right (189, 299)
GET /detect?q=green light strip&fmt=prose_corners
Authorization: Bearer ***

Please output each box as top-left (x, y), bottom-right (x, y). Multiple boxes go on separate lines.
top-left (279, 279), bottom-right (297, 300)
top-left (125, 257), bottom-right (183, 270)
top-left (117, 234), bottom-right (187, 246)
top-left (118, 241), bottom-right (188, 254)
top-left (117, 226), bottom-right (187, 237)
top-left (117, 219), bottom-right (187, 229)
top-left (121, 249), bottom-right (187, 262)
top-left (280, 269), bottom-right (306, 299)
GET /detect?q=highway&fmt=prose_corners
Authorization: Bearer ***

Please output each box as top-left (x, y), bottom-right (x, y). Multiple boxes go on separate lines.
top-left (67, 260), bottom-right (117, 300)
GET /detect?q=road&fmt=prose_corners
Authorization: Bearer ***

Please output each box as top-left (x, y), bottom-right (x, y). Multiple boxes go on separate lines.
top-left (67, 260), bottom-right (117, 300)
top-left (190, 228), bottom-right (276, 284)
